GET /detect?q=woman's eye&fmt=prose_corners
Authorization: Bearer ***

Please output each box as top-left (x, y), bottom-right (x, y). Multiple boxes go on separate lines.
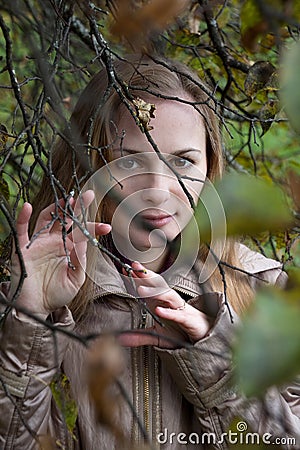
top-left (116, 157), bottom-right (140, 170)
top-left (172, 157), bottom-right (193, 169)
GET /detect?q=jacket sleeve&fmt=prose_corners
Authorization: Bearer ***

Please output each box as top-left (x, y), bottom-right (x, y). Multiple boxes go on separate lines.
top-left (0, 298), bottom-right (74, 450)
top-left (156, 270), bottom-right (300, 449)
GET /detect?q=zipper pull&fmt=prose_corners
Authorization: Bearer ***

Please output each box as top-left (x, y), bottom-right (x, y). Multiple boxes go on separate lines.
top-left (139, 305), bottom-right (148, 329)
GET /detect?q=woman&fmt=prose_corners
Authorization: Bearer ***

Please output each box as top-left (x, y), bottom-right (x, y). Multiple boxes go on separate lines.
top-left (0, 55), bottom-right (299, 449)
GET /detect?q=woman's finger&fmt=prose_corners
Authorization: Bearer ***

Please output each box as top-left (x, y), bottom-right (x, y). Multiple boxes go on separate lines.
top-left (155, 306), bottom-right (210, 343)
top-left (68, 240), bottom-right (88, 283)
top-left (130, 261), bottom-right (149, 278)
top-left (137, 284), bottom-right (172, 302)
top-left (118, 325), bottom-right (188, 349)
top-left (73, 190), bottom-right (95, 217)
top-left (137, 284), bottom-right (185, 309)
top-left (71, 222), bottom-right (111, 244)
top-left (130, 261), bottom-right (168, 290)
top-left (49, 196), bottom-right (75, 234)
top-left (34, 197), bottom-right (70, 234)
top-left (68, 222), bottom-right (111, 275)
top-left (34, 190), bottom-right (96, 236)
top-left (118, 327), bottom-right (158, 347)
top-left (155, 305), bottom-right (188, 323)
top-left (16, 202), bottom-right (33, 248)
top-left (50, 190), bottom-right (95, 234)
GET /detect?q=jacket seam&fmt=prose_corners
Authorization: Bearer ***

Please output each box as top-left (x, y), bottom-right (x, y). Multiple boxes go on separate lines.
top-left (173, 353), bottom-right (206, 408)
top-left (26, 325), bottom-right (47, 372)
top-left (172, 353), bottom-right (227, 448)
top-left (6, 400), bottom-right (21, 450)
top-left (198, 370), bottom-right (237, 409)
top-left (168, 351), bottom-right (230, 449)
top-left (208, 408), bottom-right (227, 450)
top-left (2, 323), bottom-right (44, 448)
top-left (5, 397), bottom-right (38, 450)
top-left (171, 353), bottom-right (232, 449)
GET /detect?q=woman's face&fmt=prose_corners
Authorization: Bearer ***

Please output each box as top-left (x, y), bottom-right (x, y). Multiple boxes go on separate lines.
top-left (107, 99), bottom-right (208, 259)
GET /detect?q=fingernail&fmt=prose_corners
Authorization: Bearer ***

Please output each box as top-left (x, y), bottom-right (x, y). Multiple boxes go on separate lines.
top-left (101, 224), bottom-right (111, 230)
top-left (132, 261), bottom-right (147, 273)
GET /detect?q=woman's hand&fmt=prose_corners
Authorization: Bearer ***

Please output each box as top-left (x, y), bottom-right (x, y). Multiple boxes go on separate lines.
top-left (120, 261), bottom-right (211, 349)
top-left (9, 190), bottom-right (111, 318)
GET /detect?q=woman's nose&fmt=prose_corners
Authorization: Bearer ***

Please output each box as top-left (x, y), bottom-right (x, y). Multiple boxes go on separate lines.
top-left (140, 174), bottom-right (171, 205)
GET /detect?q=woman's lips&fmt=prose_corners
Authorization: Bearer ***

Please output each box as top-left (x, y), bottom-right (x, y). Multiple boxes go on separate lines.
top-left (140, 213), bottom-right (174, 228)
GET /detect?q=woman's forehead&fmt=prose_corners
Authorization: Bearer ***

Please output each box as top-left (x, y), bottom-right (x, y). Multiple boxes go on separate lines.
top-left (116, 98), bottom-right (206, 151)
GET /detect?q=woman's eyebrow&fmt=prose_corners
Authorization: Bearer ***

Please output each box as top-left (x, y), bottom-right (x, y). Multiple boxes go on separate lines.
top-left (173, 148), bottom-right (202, 155)
top-left (115, 148), bottom-right (141, 154)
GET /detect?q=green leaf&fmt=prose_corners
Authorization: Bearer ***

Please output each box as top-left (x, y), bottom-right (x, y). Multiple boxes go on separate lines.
top-left (234, 288), bottom-right (300, 397)
top-left (240, 0), bottom-right (265, 52)
top-left (195, 173), bottom-right (292, 242)
top-left (50, 372), bottom-right (78, 434)
top-left (285, 266), bottom-right (300, 289)
top-left (0, 178), bottom-right (10, 241)
top-left (259, 99), bottom-right (280, 135)
top-left (0, 216), bottom-right (9, 242)
top-left (0, 236), bottom-right (11, 282)
top-left (281, 41), bottom-right (300, 134)
top-left (287, 166), bottom-right (300, 211)
top-left (0, 176), bottom-right (10, 202)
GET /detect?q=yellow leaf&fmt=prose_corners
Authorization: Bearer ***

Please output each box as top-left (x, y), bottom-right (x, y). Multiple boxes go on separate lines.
top-left (0, 124), bottom-right (8, 152)
top-left (132, 97), bottom-right (156, 131)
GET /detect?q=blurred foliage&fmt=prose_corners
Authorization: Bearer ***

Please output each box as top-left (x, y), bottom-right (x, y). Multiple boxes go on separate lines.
top-left (195, 172), bottom-right (292, 242)
top-left (235, 287), bottom-right (300, 397)
top-left (0, 0), bottom-right (300, 438)
top-left (87, 335), bottom-right (126, 441)
top-left (50, 372), bottom-right (78, 435)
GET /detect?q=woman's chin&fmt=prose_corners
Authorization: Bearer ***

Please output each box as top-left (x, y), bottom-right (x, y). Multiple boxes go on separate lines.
top-left (129, 226), bottom-right (180, 248)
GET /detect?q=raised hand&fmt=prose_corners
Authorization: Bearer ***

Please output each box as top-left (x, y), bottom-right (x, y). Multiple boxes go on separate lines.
top-left (120, 261), bottom-right (210, 349)
top-left (9, 190), bottom-right (111, 318)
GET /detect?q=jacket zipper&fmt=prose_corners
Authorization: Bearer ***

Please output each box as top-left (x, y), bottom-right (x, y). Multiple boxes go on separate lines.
top-left (143, 346), bottom-right (150, 434)
top-left (94, 291), bottom-right (153, 444)
top-left (140, 306), bottom-right (150, 435)
top-left (90, 290), bottom-right (135, 303)
top-left (91, 284), bottom-right (199, 303)
top-left (173, 286), bottom-right (199, 298)
top-left (92, 290), bottom-right (147, 444)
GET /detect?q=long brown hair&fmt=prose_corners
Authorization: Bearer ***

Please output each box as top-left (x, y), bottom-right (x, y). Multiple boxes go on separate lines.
top-left (31, 55), bottom-right (253, 319)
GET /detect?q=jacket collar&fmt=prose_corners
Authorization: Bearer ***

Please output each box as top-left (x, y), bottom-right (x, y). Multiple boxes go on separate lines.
top-left (236, 243), bottom-right (282, 273)
top-left (92, 243), bottom-right (282, 299)
top-left (92, 252), bottom-right (205, 299)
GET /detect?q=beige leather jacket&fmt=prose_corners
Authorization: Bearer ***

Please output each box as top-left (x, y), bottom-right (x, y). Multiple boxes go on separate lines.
top-left (0, 244), bottom-right (299, 449)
